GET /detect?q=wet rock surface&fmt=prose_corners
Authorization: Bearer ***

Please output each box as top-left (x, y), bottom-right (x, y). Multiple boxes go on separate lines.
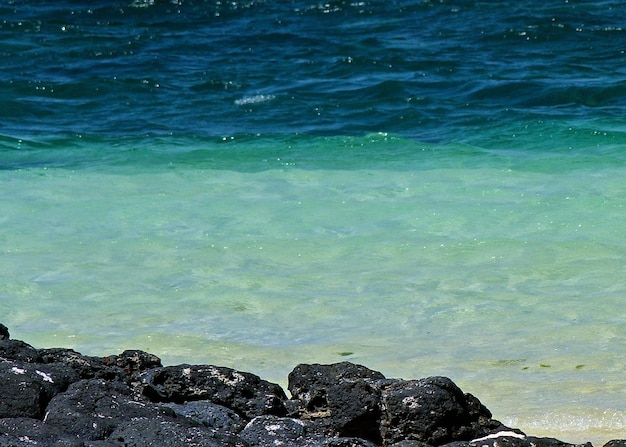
top-left (0, 325), bottom-right (621, 447)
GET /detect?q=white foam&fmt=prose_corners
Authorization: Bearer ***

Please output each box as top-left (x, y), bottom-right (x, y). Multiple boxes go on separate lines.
top-left (234, 94), bottom-right (276, 105)
top-left (471, 431), bottom-right (526, 443)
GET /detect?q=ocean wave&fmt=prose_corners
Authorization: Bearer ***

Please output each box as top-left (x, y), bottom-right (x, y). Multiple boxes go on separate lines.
top-left (234, 94), bottom-right (276, 106)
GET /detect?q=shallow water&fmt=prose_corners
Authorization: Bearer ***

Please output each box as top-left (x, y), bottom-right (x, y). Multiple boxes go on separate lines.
top-left (2, 136), bottom-right (626, 444)
top-left (2, 0), bottom-right (626, 443)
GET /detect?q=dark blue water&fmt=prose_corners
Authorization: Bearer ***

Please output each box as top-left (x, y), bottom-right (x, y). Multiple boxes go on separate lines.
top-left (3, 0), bottom-right (626, 150)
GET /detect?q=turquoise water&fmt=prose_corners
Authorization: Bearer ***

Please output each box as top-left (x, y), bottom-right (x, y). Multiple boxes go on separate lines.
top-left (2, 0), bottom-right (626, 443)
top-left (2, 134), bottom-right (626, 443)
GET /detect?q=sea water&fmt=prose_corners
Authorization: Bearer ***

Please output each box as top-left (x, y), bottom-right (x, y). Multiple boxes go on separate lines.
top-left (1, 1), bottom-right (626, 444)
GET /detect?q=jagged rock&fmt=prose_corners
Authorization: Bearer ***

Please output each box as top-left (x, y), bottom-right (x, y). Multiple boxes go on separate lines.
top-left (86, 442), bottom-right (121, 447)
top-left (440, 432), bottom-right (593, 447)
top-left (324, 438), bottom-right (379, 447)
top-left (139, 364), bottom-right (287, 419)
top-left (527, 436), bottom-right (593, 447)
top-left (0, 325), bottom-right (619, 447)
top-left (107, 415), bottom-right (246, 447)
top-left (39, 348), bottom-right (126, 382)
top-left (0, 324), bottom-right (9, 340)
top-left (0, 359), bottom-right (79, 419)
top-left (44, 379), bottom-right (167, 441)
top-left (38, 348), bottom-right (162, 384)
top-left (287, 362), bottom-right (386, 443)
top-left (240, 415), bottom-right (308, 446)
top-left (0, 339), bottom-right (42, 363)
top-left (440, 431), bottom-right (528, 447)
top-left (239, 414), bottom-right (379, 447)
top-left (389, 441), bottom-right (434, 447)
top-left (604, 442), bottom-right (626, 447)
top-left (163, 400), bottom-right (247, 432)
top-left (101, 350), bottom-right (163, 380)
top-left (288, 362), bottom-right (386, 401)
top-left (378, 376), bottom-right (506, 446)
top-left (0, 417), bottom-right (84, 447)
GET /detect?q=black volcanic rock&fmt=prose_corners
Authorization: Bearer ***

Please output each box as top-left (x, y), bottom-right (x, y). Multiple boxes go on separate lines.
top-left (0, 338), bottom-right (42, 363)
top-left (378, 376), bottom-right (506, 445)
top-left (0, 324), bottom-right (9, 340)
top-left (439, 431), bottom-right (593, 447)
top-left (287, 362), bottom-right (386, 443)
top-left (0, 323), bottom-right (623, 447)
top-left (139, 364), bottom-right (288, 418)
top-left (527, 436), bottom-right (593, 447)
top-left (288, 362), bottom-right (386, 398)
top-left (101, 349), bottom-right (163, 379)
top-left (0, 359), bottom-right (79, 419)
top-left (39, 347), bottom-right (126, 382)
top-left (604, 442), bottom-right (626, 447)
top-left (108, 415), bottom-right (246, 447)
top-left (44, 379), bottom-right (166, 441)
top-left (0, 417), bottom-right (84, 447)
top-left (163, 400), bottom-right (247, 432)
top-left (239, 415), bottom-right (308, 446)
top-left (239, 415), bottom-right (379, 447)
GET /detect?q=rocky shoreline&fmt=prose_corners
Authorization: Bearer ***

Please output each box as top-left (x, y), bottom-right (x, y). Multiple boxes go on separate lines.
top-left (0, 323), bottom-right (623, 447)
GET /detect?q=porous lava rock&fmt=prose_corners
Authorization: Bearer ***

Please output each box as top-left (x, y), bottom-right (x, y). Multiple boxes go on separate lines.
top-left (0, 417), bottom-right (84, 447)
top-left (0, 358), bottom-right (79, 419)
top-left (0, 324), bottom-right (623, 447)
top-left (377, 376), bottom-right (506, 445)
top-left (288, 362), bottom-right (386, 443)
top-left (439, 431), bottom-right (593, 447)
top-left (139, 364), bottom-right (288, 418)
top-left (43, 378), bottom-right (167, 441)
top-left (108, 415), bottom-right (246, 447)
top-left (163, 400), bottom-right (247, 432)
